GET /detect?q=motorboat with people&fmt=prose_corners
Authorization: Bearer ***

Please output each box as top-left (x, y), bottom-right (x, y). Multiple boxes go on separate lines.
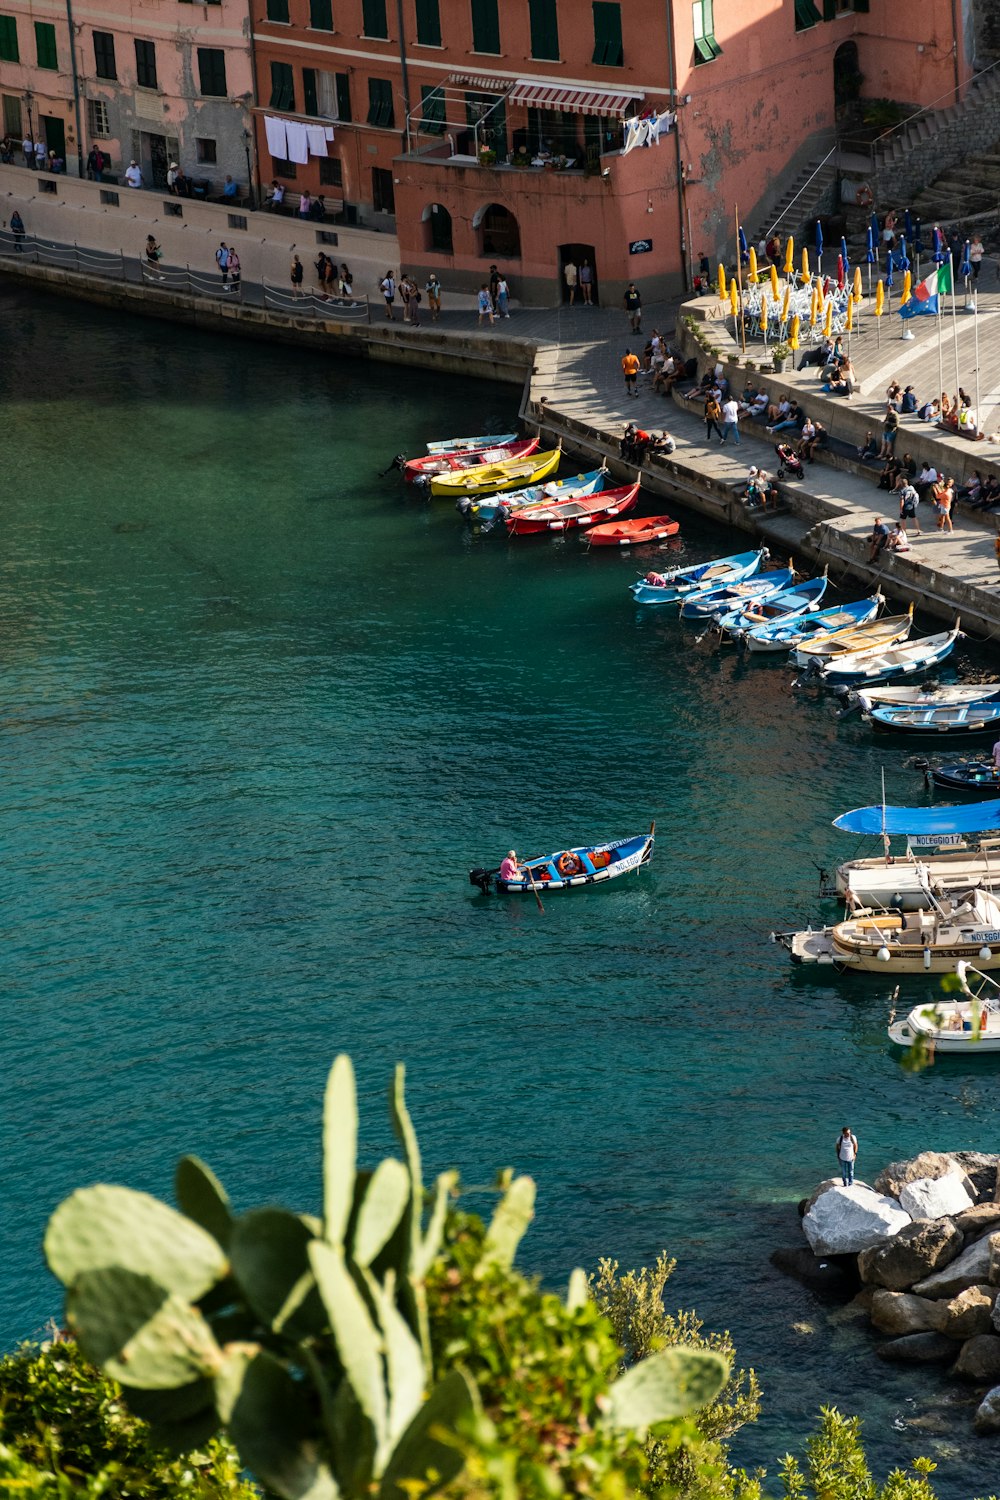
top-left (777, 885), bottom-right (1000, 973)
top-left (921, 759), bottom-right (1000, 795)
top-left (469, 824), bottom-right (655, 895)
top-left (629, 548), bottom-right (767, 606)
top-left (742, 595), bottom-right (882, 654)
top-left (888, 962), bottom-right (1000, 1052)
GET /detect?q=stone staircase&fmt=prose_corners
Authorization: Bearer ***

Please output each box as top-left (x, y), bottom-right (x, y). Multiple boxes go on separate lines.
top-left (748, 159), bottom-right (839, 253)
top-left (910, 145), bottom-right (1000, 225)
top-left (872, 63), bottom-right (1000, 204)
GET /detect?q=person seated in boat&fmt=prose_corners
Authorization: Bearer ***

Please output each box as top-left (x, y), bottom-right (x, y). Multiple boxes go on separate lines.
top-left (643, 570), bottom-right (668, 586)
top-left (499, 850), bottom-right (520, 881)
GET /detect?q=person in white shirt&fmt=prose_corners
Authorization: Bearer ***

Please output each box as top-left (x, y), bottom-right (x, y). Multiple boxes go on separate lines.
top-left (836, 1126), bottom-right (858, 1186)
top-left (125, 160), bottom-right (143, 188)
top-left (719, 397), bottom-right (741, 446)
top-left (22, 135), bottom-right (33, 169)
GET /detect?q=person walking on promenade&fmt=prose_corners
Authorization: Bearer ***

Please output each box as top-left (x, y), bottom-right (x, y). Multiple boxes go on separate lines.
top-left (144, 233), bottom-right (163, 278)
top-left (215, 242), bottom-right (230, 289)
top-left (622, 348), bottom-right (640, 398)
top-left (564, 258), bottom-right (578, 303)
top-left (624, 282), bottom-right (642, 333)
top-left (477, 284), bottom-right (495, 326)
top-left (409, 281), bottom-right (421, 327)
top-left (704, 392), bottom-right (724, 442)
top-left (290, 253), bottom-right (304, 298)
top-left (399, 272), bottom-right (414, 323)
top-left (719, 395), bottom-right (741, 445)
top-left (934, 476), bottom-right (955, 533)
top-left (10, 209), bottom-right (25, 252)
top-left (898, 478), bottom-right (920, 535)
top-left (836, 1125), bottom-right (859, 1186)
top-left (878, 404), bottom-right (899, 459)
top-left (379, 270), bottom-right (396, 320)
top-left (970, 235), bottom-right (984, 284)
top-left (425, 273), bottom-right (441, 320)
top-left (226, 246), bottom-right (241, 292)
top-left (496, 275), bottom-right (510, 318)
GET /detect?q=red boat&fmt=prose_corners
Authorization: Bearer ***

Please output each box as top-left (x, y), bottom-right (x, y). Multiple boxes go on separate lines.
top-left (505, 483), bottom-right (640, 536)
top-left (585, 514), bottom-right (679, 547)
top-left (402, 437), bottom-right (539, 483)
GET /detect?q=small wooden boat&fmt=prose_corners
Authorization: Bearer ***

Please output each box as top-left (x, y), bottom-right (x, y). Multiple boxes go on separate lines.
top-left (505, 483), bottom-right (640, 536)
top-left (743, 595), bottom-right (881, 654)
top-left (430, 447), bottom-right (561, 499)
top-left (810, 625), bottom-right (962, 689)
top-left (469, 824), bottom-right (655, 895)
top-left (585, 514), bottom-right (679, 548)
top-left (629, 548), bottom-right (767, 606)
top-left (869, 698), bottom-right (1000, 734)
top-left (925, 760), bottom-right (1000, 793)
top-left (778, 887), bottom-right (1000, 973)
top-left (790, 605), bottom-right (913, 667)
top-left (462, 468), bottom-right (607, 524)
top-left (854, 682), bottom-right (1000, 712)
top-left (889, 964), bottom-right (1000, 1051)
top-left (720, 574), bottom-right (827, 636)
top-left (426, 432), bottom-right (517, 454)
top-left (679, 567), bottom-right (796, 622)
top-left (403, 437), bottom-right (539, 483)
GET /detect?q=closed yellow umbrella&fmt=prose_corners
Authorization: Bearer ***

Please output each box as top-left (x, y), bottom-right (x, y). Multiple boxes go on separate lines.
top-left (769, 262), bottom-right (779, 299)
top-left (801, 247), bottom-right (809, 280)
top-left (781, 284), bottom-right (791, 320)
top-left (845, 296), bottom-right (854, 332)
top-left (789, 314), bottom-right (801, 350)
top-left (809, 286), bottom-right (819, 326)
top-left (823, 299), bottom-right (833, 338)
top-left (760, 291), bottom-right (768, 333)
top-left (718, 263), bottom-right (727, 300)
top-left (729, 280), bottom-right (738, 317)
top-left (748, 246), bottom-right (758, 282)
top-left (902, 269), bottom-right (912, 304)
top-left (784, 236), bottom-right (795, 276)
top-left (875, 279), bottom-right (884, 317)
top-left (852, 265), bottom-right (862, 301)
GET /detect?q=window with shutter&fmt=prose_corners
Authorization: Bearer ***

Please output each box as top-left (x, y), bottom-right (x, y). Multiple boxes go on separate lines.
top-left (470, 0), bottom-right (500, 54)
top-left (692, 0), bottom-right (720, 62)
top-left (367, 77), bottom-right (394, 128)
top-left (134, 38), bottom-right (157, 87)
top-left (198, 48), bottom-right (227, 96)
top-left (420, 84), bottom-right (445, 134)
top-left (794, 0), bottom-right (822, 29)
top-left (310, 0), bottom-right (333, 27)
top-left (362, 0), bottom-right (387, 37)
top-left (93, 30), bottom-right (116, 78)
top-left (591, 2), bottom-right (622, 65)
top-left (528, 0), bottom-right (558, 60)
top-left (35, 20), bottom-right (57, 69)
top-left (415, 0), bottom-right (441, 46)
top-left (0, 15), bottom-right (19, 63)
top-left (269, 60), bottom-right (295, 111)
top-left (336, 73), bottom-right (352, 121)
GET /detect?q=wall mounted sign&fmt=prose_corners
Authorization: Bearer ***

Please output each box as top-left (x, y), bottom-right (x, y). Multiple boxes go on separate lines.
top-left (629, 239), bottom-right (653, 255)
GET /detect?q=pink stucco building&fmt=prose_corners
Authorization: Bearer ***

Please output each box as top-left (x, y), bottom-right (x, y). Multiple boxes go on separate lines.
top-left (0, 0), bottom-right (254, 191)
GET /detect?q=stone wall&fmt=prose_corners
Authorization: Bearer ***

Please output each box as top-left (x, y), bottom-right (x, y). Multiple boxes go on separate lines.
top-left (872, 74), bottom-right (1000, 204)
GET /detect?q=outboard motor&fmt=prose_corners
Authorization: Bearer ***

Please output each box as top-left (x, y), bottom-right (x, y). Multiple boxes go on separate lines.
top-left (469, 867), bottom-right (495, 894)
top-left (456, 496), bottom-right (473, 520)
top-left (392, 453), bottom-right (407, 471)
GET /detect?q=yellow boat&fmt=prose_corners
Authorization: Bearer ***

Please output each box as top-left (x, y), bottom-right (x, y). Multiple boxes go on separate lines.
top-left (429, 447), bottom-right (561, 498)
top-left (790, 604), bottom-right (913, 667)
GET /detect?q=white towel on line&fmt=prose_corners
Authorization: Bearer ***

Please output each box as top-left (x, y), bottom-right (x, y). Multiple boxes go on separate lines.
top-left (285, 121), bottom-right (309, 165)
top-left (264, 114), bottom-right (288, 159)
top-left (324, 125), bottom-right (334, 141)
top-left (306, 125), bottom-right (329, 157)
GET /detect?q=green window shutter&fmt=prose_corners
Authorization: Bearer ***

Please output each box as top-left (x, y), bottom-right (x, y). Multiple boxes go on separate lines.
top-left (197, 48), bottom-right (226, 96)
top-left (303, 68), bottom-right (318, 114)
top-left (591, 2), bottom-right (622, 65)
top-left (269, 60), bottom-right (295, 111)
top-left (528, 0), bottom-right (558, 60)
top-left (470, 0), bottom-right (500, 54)
top-left (823, 0), bottom-right (836, 16)
top-left (35, 20), bottom-right (57, 69)
top-left (362, 0), bottom-right (387, 36)
top-left (266, 0), bottom-right (289, 19)
top-left (852, 0), bottom-right (869, 10)
top-left (0, 15), bottom-right (20, 63)
top-left (415, 0), bottom-right (441, 46)
top-left (335, 72), bottom-right (352, 120)
top-left (794, 0), bottom-right (821, 28)
top-left (310, 0), bottom-right (333, 25)
top-left (420, 84), bottom-right (445, 133)
top-left (367, 77), bottom-right (394, 128)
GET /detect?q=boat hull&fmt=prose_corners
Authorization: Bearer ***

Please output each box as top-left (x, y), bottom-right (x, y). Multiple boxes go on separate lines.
top-left (789, 927), bottom-right (1000, 972)
top-left (430, 448), bottom-right (561, 497)
top-left (467, 469), bottom-right (606, 523)
top-left (629, 549), bottom-right (765, 606)
top-left (744, 596), bottom-right (880, 653)
top-left (889, 1011), bottom-right (1000, 1051)
top-left (837, 848), bottom-right (1000, 909)
top-left (506, 483), bottom-right (639, 535)
top-left (869, 699), bottom-right (1000, 734)
top-left (473, 829), bottom-right (655, 894)
top-left (931, 762), bottom-right (1000, 793)
top-left (404, 437), bottom-right (538, 482)
top-left (790, 614), bottom-right (912, 666)
top-left (586, 515), bottom-right (679, 547)
top-left (815, 629), bottom-right (960, 688)
top-left (426, 432), bottom-right (517, 454)
top-left (679, 569), bottom-right (795, 621)
top-left (857, 683), bottom-right (1000, 710)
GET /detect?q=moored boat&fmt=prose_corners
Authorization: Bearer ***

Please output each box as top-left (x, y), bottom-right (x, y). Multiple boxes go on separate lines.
top-left (805, 625), bottom-right (961, 688)
top-left (889, 964), bottom-right (1000, 1051)
top-left (851, 682), bottom-right (1000, 712)
top-left (461, 468), bottom-right (607, 523)
top-left (585, 514), bottom-right (679, 547)
top-left (629, 548), bottom-right (767, 606)
top-left (678, 566), bottom-right (796, 622)
top-left (469, 823), bottom-right (655, 894)
top-left (720, 573), bottom-right (827, 636)
top-left (430, 447), bottom-right (561, 498)
top-left (790, 605), bottom-right (913, 666)
top-left (778, 886), bottom-right (1000, 972)
top-left (869, 696), bottom-right (1000, 735)
top-left (403, 437), bottom-right (539, 483)
top-left (743, 595), bottom-right (882, 654)
top-left (425, 432), bottom-right (517, 454)
top-left (831, 797), bottom-right (1000, 909)
top-left (925, 760), bottom-right (1000, 794)
top-left (505, 483), bottom-right (640, 535)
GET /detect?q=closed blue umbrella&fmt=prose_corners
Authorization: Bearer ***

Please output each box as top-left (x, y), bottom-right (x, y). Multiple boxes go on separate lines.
top-left (932, 225), bottom-right (945, 264)
top-left (959, 239), bottom-right (972, 280)
top-left (870, 211), bottom-right (880, 250)
top-left (885, 248), bottom-right (894, 289)
top-left (904, 208), bottom-right (914, 244)
top-left (840, 236), bottom-right (850, 278)
top-left (896, 235), bottom-right (909, 272)
top-left (865, 226), bottom-right (875, 264)
top-left (738, 223), bottom-right (749, 267)
top-left (815, 219), bottom-right (824, 256)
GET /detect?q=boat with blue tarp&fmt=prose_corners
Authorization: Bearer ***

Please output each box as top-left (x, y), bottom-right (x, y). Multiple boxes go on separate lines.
top-left (830, 793), bottom-right (1000, 910)
top-left (629, 548), bottom-right (767, 606)
top-left (743, 595), bottom-right (882, 654)
top-left (469, 824), bottom-right (655, 895)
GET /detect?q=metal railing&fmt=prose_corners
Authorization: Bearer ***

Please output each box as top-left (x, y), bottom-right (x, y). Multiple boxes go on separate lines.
top-left (762, 144), bottom-right (838, 242)
top-left (140, 259), bottom-right (243, 299)
top-left (0, 228), bottom-right (126, 275)
top-left (262, 283), bottom-right (371, 320)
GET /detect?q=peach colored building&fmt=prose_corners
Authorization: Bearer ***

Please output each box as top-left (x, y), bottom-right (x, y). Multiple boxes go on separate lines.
top-left (0, 0), bottom-right (254, 191)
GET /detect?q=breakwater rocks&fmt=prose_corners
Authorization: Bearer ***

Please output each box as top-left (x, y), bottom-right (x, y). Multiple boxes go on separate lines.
top-left (776, 1150), bottom-right (1000, 1434)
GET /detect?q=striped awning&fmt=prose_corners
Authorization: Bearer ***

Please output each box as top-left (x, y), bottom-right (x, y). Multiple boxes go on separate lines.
top-left (509, 79), bottom-right (643, 117)
top-left (448, 72), bottom-right (509, 91)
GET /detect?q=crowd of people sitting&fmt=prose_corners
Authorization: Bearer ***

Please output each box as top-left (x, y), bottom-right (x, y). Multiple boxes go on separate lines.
top-left (620, 424), bottom-right (676, 463)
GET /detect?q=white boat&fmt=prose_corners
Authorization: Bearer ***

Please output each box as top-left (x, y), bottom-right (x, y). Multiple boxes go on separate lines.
top-left (888, 963), bottom-right (1000, 1052)
top-left (803, 626), bottom-right (962, 689)
top-left (780, 887), bottom-right (1000, 973)
top-left (838, 843), bottom-right (1000, 910)
top-left (790, 607), bottom-right (913, 667)
top-left (851, 682), bottom-right (1000, 712)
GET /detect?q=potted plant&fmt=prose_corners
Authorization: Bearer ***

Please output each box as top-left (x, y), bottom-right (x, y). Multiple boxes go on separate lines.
top-left (770, 341), bottom-right (791, 373)
top-left (478, 146), bottom-right (497, 167)
top-left (745, 360), bottom-right (757, 372)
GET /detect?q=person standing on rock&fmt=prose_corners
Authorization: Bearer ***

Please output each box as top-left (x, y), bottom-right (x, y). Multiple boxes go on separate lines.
top-left (836, 1125), bottom-right (859, 1186)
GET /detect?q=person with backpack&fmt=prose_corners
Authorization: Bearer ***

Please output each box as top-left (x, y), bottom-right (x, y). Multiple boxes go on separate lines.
top-left (836, 1125), bottom-right (859, 1186)
top-left (380, 271), bottom-right (396, 320)
top-left (215, 242), bottom-right (230, 288)
top-left (409, 281), bottom-right (422, 326)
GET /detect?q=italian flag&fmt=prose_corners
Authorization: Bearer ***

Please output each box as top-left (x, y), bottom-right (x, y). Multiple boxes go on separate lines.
top-left (899, 261), bottom-right (952, 318)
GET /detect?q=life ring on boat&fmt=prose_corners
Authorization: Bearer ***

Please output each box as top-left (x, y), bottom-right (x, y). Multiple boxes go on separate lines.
top-left (856, 183), bottom-right (874, 210)
top-left (557, 852), bottom-right (584, 877)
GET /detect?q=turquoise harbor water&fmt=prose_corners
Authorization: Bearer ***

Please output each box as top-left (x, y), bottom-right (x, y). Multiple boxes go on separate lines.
top-left (3, 285), bottom-right (998, 1492)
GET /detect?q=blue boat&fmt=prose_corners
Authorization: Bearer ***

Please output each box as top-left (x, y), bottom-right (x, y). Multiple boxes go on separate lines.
top-left (469, 823), bottom-right (655, 895)
top-left (870, 698), bottom-right (1000, 735)
top-left (462, 467), bottom-right (607, 524)
top-left (718, 574), bottom-right (828, 637)
top-left (743, 594), bottom-right (882, 654)
top-left (815, 624), bottom-right (962, 688)
top-left (679, 567), bottom-right (796, 621)
top-left (629, 548), bottom-right (767, 606)
top-left (426, 432), bottom-right (517, 454)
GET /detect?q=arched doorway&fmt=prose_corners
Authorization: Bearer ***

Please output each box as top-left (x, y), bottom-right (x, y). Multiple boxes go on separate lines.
top-left (422, 203), bottom-right (453, 254)
top-left (477, 204), bottom-right (520, 258)
top-left (833, 41), bottom-right (863, 112)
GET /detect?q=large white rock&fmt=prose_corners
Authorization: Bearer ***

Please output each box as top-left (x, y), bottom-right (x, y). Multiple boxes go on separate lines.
top-left (913, 1233), bottom-right (1000, 1299)
top-left (803, 1185), bottom-right (911, 1255)
top-left (898, 1173), bottom-right (974, 1221)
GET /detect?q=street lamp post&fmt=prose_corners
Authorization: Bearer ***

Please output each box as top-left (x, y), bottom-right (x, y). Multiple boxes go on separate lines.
top-left (242, 128), bottom-right (255, 209)
top-left (24, 91), bottom-right (35, 164)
